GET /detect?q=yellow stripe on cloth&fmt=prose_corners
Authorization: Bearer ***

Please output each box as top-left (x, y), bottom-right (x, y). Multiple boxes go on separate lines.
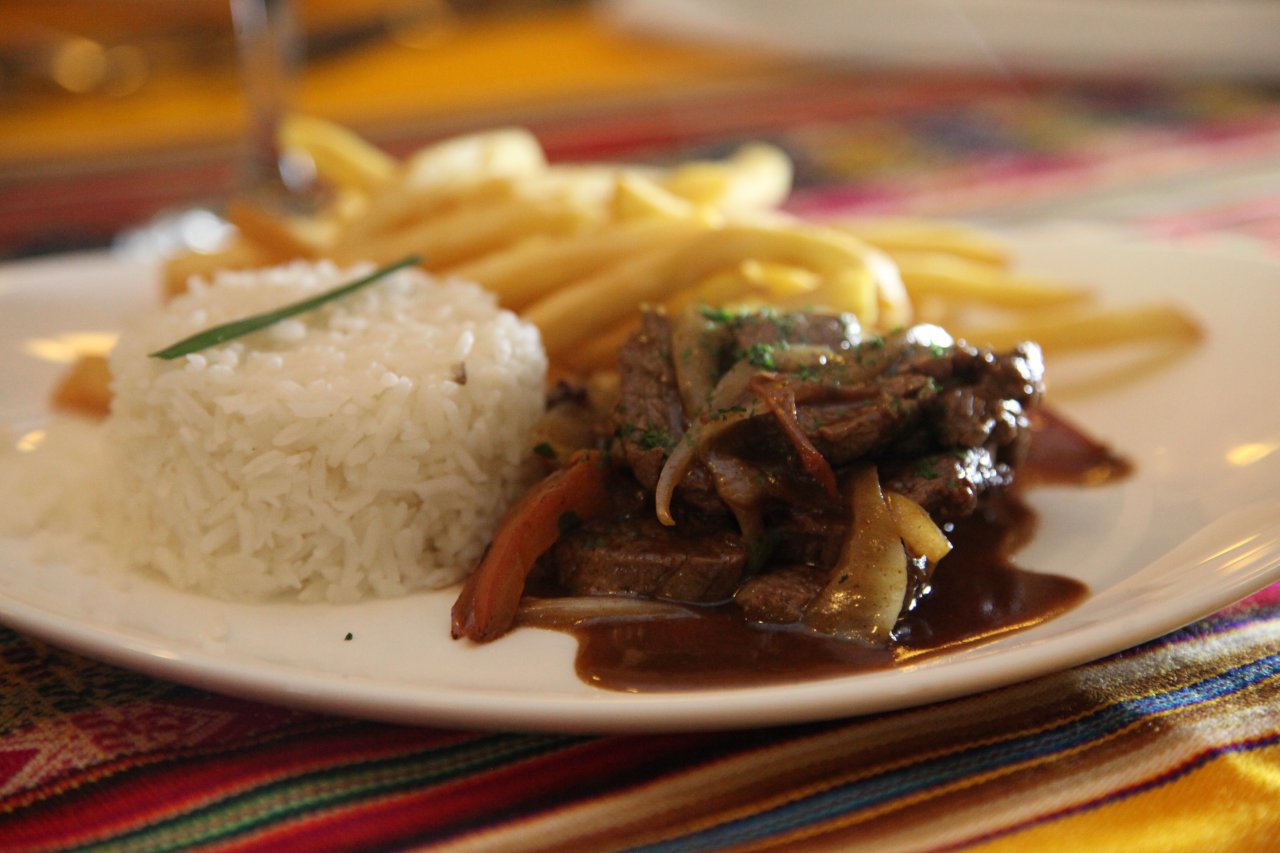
top-left (0, 8), bottom-right (776, 168)
top-left (968, 744), bottom-right (1280, 853)
top-left (428, 618), bottom-right (1280, 853)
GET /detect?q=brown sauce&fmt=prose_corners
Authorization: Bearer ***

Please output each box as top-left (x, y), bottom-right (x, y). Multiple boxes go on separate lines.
top-left (1023, 407), bottom-right (1132, 486)
top-left (522, 408), bottom-right (1123, 692)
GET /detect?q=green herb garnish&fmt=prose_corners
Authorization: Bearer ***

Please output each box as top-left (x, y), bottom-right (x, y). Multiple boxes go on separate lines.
top-left (344, 632), bottom-right (353, 641)
top-left (699, 305), bottom-right (736, 325)
top-left (638, 428), bottom-right (675, 451)
top-left (149, 255), bottom-right (421, 360)
top-left (748, 342), bottom-right (776, 369)
top-left (533, 442), bottom-right (557, 460)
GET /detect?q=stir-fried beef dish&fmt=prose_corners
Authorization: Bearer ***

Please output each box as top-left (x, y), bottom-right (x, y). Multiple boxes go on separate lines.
top-left (452, 304), bottom-right (1067, 654)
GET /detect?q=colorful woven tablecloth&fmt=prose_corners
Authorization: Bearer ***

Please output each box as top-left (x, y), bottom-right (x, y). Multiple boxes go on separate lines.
top-left (3, 10), bottom-right (1280, 852)
top-left (3, 588), bottom-right (1278, 851)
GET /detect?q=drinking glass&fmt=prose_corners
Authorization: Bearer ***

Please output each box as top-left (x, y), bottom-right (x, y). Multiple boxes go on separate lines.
top-left (229, 0), bottom-right (317, 214)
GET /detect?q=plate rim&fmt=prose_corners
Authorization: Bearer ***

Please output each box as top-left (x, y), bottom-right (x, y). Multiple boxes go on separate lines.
top-left (2, 229), bottom-right (1279, 733)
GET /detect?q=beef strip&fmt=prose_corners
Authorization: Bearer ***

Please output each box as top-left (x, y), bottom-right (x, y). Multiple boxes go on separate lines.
top-left (792, 335), bottom-right (1042, 463)
top-left (733, 564), bottom-right (829, 624)
top-left (795, 372), bottom-right (937, 465)
top-left (734, 551), bottom-right (933, 628)
top-left (553, 513), bottom-right (747, 603)
top-left (612, 311), bottom-right (683, 487)
top-left (727, 310), bottom-right (860, 355)
top-left (881, 446), bottom-right (1012, 520)
top-left (611, 312), bottom-right (720, 510)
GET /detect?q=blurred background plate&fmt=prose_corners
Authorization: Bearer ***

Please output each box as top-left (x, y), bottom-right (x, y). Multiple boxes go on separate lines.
top-left (605, 0), bottom-right (1280, 79)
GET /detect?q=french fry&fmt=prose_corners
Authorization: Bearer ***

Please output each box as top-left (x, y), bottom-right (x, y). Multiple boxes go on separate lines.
top-left (832, 217), bottom-right (1011, 267)
top-left (791, 266), bottom-right (880, 323)
top-left (225, 200), bottom-right (320, 261)
top-left (665, 260), bottom-right (820, 315)
top-left (526, 223), bottom-right (895, 355)
top-left (280, 114), bottom-right (396, 193)
top-left (893, 251), bottom-right (1090, 309)
top-left (338, 130), bottom-right (551, 247)
top-left (402, 127), bottom-right (547, 188)
top-left (663, 143), bottom-right (792, 211)
top-left (611, 172), bottom-right (703, 222)
top-left (562, 315), bottom-right (643, 374)
top-left (332, 191), bottom-right (598, 270)
top-left (958, 304), bottom-right (1202, 352)
top-left (524, 242), bottom-right (693, 355)
top-left (739, 260), bottom-right (823, 300)
top-left (335, 176), bottom-right (518, 246)
top-left (446, 218), bottom-right (707, 310)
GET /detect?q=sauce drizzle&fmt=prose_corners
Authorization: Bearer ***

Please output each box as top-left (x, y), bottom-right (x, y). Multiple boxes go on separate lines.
top-left (520, 408), bottom-right (1124, 692)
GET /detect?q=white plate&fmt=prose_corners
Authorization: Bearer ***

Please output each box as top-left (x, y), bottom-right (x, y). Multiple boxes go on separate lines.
top-left (2, 230), bottom-right (1279, 733)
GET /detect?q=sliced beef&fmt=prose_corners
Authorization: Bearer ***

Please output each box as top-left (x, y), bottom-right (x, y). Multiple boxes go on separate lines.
top-left (728, 311), bottom-right (860, 354)
top-left (612, 312), bottom-right (721, 511)
top-left (604, 311), bottom-right (1043, 592)
top-left (881, 446), bottom-right (1012, 520)
top-left (795, 372), bottom-right (937, 465)
top-left (766, 505), bottom-right (848, 569)
top-left (612, 311), bottom-right (684, 488)
top-left (736, 334), bottom-right (1042, 504)
top-left (736, 552), bottom-right (933, 629)
top-left (797, 336), bottom-right (1041, 461)
top-left (734, 564), bottom-right (827, 624)
top-left (553, 514), bottom-right (748, 603)
top-left (611, 311), bottom-right (1042, 529)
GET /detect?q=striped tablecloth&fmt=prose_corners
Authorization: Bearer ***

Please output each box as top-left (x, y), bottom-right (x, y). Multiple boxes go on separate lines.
top-left (3, 587), bottom-right (1277, 851)
top-left (4, 15), bottom-right (1280, 851)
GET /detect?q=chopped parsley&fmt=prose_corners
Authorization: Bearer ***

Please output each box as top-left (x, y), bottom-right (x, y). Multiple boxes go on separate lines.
top-left (533, 442), bottom-right (557, 460)
top-left (638, 428), bottom-right (675, 451)
top-left (699, 305), bottom-right (737, 325)
top-left (744, 342), bottom-right (776, 369)
top-left (344, 632), bottom-right (353, 641)
top-left (795, 364), bottom-right (820, 381)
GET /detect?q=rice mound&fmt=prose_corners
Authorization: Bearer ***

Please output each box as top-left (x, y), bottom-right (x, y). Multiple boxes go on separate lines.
top-left (106, 260), bottom-right (546, 602)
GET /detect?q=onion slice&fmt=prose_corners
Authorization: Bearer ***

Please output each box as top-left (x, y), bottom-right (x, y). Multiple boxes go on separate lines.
top-left (803, 465), bottom-right (908, 644)
top-left (887, 491), bottom-right (953, 563)
top-left (517, 596), bottom-right (697, 628)
top-left (669, 307), bottom-right (731, 415)
top-left (654, 361), bottom-right (757, 525)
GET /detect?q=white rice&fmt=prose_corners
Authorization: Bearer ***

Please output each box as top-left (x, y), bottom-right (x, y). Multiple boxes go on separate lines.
top-left (15, 260), bottom-right (547, 602)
